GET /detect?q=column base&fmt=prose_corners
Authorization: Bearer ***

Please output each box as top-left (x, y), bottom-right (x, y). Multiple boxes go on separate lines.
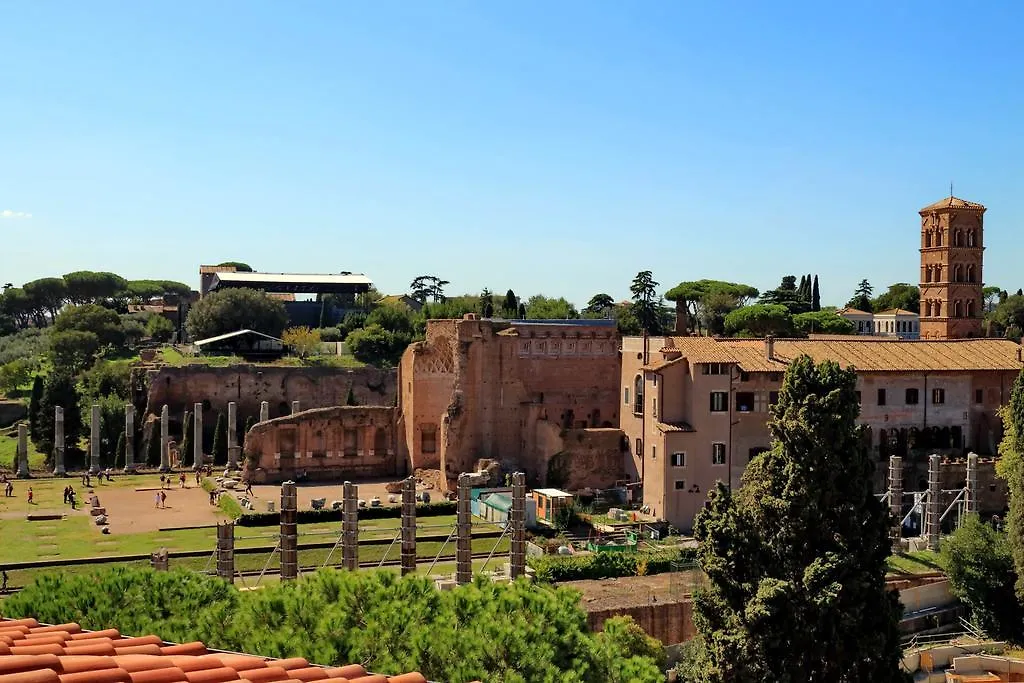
top-left (89, 465), bottom-right (101, 475)
top-left (123, 465), bottom-right (138, 474)
top-left (158, 465), bottom-right (171, 473)
top-left (54, 468), bottom-right (66, 476)
top-left (15, 470), bottom-right (31, 479)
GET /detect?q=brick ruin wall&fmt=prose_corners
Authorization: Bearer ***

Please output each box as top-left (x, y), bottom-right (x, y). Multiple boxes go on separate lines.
top-left (140, 364), bottom-right (397, 435)
top-left (243, 406), bottom-right (402, 484)
top-left (402, 319), bottom-right (623, 490)
top-left (585, 599), bottom-right (696, 646)
top-left (537, 425), bottom-right (626, 490)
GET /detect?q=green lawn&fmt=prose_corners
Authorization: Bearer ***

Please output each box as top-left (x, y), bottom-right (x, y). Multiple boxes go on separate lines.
top-left (0, 429), bottom-right (48, 471)
top-left (886, 550), bottom-right (944, 575)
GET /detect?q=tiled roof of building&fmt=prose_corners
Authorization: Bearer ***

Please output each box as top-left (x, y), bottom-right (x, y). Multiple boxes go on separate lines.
top-left (919, 196), bottom-right (986, 212)
top-left (0, 617), bottom-right (429, 683)
top-left (656, 421), bottom-right (694, 433)
top-left (874, 308), bottom-right (917, 316)
top-left (836, 307), bottom-right (872, 316)
top-left (657, 336), bottom-right (1022, 373)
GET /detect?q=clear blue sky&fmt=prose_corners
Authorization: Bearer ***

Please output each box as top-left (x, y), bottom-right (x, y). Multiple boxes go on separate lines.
top-left (2, 1), bottom-right (1022, 308)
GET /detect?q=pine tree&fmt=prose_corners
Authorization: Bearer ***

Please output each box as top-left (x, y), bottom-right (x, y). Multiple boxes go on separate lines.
top-left (694, 356), bottom-right (905, 681)
top-left (180, 410), bottom-right (193, 468)
top-left (28, 375), bottom-right (44, 443)
top-left (212, 412), bottom-right (227, 465)
top-left (115, 432), bottom-right (126, 469)
top-left (812, 275), bottom-right (821, 312)
top-left (35, 372), bottom-right (83, 469)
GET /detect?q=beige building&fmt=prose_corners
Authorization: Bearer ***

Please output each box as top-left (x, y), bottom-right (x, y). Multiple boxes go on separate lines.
top-left (837, 307), bottom-right (920, 338)
top-left (620, 335), bottom-right (1022, 531)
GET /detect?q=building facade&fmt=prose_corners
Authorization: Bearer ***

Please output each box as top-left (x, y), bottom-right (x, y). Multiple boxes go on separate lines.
top-left (838, 307), bottom-right (920, 338)
top-left (919, 196), bottom-right (985, 339)
top-left (620, 335), bottom-right (1022, 531)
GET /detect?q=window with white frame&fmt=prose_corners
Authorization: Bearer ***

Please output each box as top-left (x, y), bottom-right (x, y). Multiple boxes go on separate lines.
top-left (712, 442), bottom-right (726, 465)
top-left (671, 452), bottom-right (685, 467)
top-left (932, 388), bottom-right (945, 405)
top-left (702, 363), bottom-right (729, 375)
top-left (710, 391), bottom-right (728, 412)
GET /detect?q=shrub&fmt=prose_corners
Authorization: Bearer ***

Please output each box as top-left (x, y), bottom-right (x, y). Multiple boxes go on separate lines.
top-left (0, 327), bottom-right (49, 365)
top-left (185, 288), bottom-right (287, 341)
top-left (146, 315), bottom-right (175, 342)
top-left (319, 327), bottom-right (342, 342)
top-left (528, 547), bottom-right (696, 582)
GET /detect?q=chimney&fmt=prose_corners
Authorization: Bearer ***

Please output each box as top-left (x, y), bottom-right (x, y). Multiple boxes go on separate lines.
top-left (766, 335), bottom-right (775, 361)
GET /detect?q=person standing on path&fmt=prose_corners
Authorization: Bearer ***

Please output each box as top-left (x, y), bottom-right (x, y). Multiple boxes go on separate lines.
top-left (160, 490), bottom-right (167, 509)
top-left (155, 491), bottom-right (161, 508)
top-left (5, 480), bottom-right (13, 497)
top-left (26, 487), bottom-right (33, 505)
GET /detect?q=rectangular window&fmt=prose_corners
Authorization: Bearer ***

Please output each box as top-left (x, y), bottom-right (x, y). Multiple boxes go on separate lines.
top-left (768, 373), bottom-right (782, 382)
top-left (932, 388), bottom-right (946, 405)
top-left (735, 391), bottom-right (755, 412)
top-left (739, 371), bottom-right (750, 382)
top-left (651, 445), bottom-right (657, 460)
top-left (624, 387), bottom-right (630, 405)
top-left (855, 391), bottom-right (862, 405)
top-left (420, 426), bottom-right (436, 455)
top-left (769, 391), bottom-right (780, 406)
top-left (674, 480), bottom-right (686, 491)
top-left (975, 389), bottom-right (984, 404)
top-left (671, 452), bottom-right (685, 467)
top-left (702, 363), bottom-right (729, 375)
top-left (710, 391), bottom-right (728, 412)
top-left (905, 388), bottom-right (919, 405)
top-left (712, 443), bottom-right (726, 466)
top-left (754, 392), bottom-right (768, 412)
top-left (652, 398), bottom-right (658, 418)
top-left (635, 438), bottom-right (642, 457)
top-left (877, 388), bottom-right (886, 406)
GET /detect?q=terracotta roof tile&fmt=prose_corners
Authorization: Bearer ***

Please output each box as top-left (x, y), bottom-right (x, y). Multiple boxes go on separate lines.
top-left (0, 619), bottom-right (427, 683)
top-left (657, 336), bottom-right (1022, 373)
top-left (919, 196), bottom-right (986, 212)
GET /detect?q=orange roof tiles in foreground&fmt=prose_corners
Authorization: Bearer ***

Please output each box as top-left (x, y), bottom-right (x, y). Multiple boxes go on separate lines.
top-left (0, 618), bottom-right (432, 683)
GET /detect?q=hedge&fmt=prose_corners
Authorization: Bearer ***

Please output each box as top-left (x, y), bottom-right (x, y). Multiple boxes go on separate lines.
top-left (236, 500), bottom-right (457, 527)
top-left (528, 546), bottom-right (697, 583)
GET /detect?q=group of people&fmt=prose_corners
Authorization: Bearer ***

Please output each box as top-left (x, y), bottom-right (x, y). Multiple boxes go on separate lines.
top-left (62, 485), bottom-right (78, 509)
top-left (154, 489), bottom-right (168, 509)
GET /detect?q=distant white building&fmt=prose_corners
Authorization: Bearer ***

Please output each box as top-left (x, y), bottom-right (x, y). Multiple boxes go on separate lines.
top-left (837, 307), bottom-right (920, 339)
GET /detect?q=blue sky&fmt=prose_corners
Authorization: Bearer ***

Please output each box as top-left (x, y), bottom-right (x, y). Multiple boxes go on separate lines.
top-left (2, 1), bottom-right (1022, 308)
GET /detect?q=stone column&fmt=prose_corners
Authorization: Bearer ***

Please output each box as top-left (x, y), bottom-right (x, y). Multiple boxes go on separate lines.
top-left (89, 404), bottom-right (101, 474)
top-left (965, 452), bottom-right (979, 516)
top-left (456, 473), bottom-right (472, 585)
top-left (887, 455), bottom-right (902, 546)
top-left (123, 404), bottom-right (136, 473)
top-left (15, 423), bottom-right (30, 478)
top-left (159, 405), bottom-right (171, 472)
top-left (291, 400), bottom-right (300, 415)
top-left (227, 401), bottom-right (240, 470)
top-left (280, 481), bottom-right (298, 581)
top-left (401, 476), bottom-right (417, 576)
top-left (53, 406), bottom-right (66, 476)
top-left (342, 481), bottom-right (359, 570)
top-left (216, 522), bottom-right (235, 584)
top-left (925, 454), bottom-right (941, 551)
top-left (260, 401), bottom-right (269, 422)
top-left (510, 472), bottom-right (527, 580)
top-left (193, 403), bottom-right (203, 470)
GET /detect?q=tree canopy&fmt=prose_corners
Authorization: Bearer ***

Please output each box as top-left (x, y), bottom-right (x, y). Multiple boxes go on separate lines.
top-left (2, 567), bottom-right (665, 683)
top-left (216, 262), bottom-right (254, 272)
top-left (998, 369), bottom-right (1024, 599)
top-left (871, 283), bottom-right (919, 313)
top-left (792, 310), bottom-right (855, 335)
top-left (665, 280), bottom-right (759, 334)
top-left (693, 356), bottom-right (904, 682)
top-left (723, 304), bottom-right (793, 337)
top-left (525, 295), bottom-right (579, 320)
top-left (185, 287), bottom-right (288, 341)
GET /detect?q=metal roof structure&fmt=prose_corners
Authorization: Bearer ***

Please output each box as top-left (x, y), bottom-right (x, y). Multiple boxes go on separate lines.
top-left (193, 329), bottom-right (284, 347)
top-left (533, 488), bottom-right (573, 498)
top-left (209, 271), bottom-right (373, 294)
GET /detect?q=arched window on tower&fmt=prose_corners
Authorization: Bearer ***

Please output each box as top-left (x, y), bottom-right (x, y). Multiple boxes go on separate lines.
top-left (935, 301), bottom-right (942, 317)
top-left (936, 231), bottom-right (943, 246)
top-left (924, 267), bottom-right (931, 284)
top-left (967, 230), bottom-right (977, 247)
top-left (954, 230), bottom-right (963, 247)
top-left (966, 299), bottom-right (976, 318)
top-left (925, 231), bottom-right (932, 247)
top-left (633, 375), bottom-right (644, 415)
top-left (953, 264), bottom-right (963, 283)
top-left (966, 264), bottom-right (976, 282)
top-left (922, 301), bottom-right (930, 317)
top-left (953, 300), bottom-right (962, 318)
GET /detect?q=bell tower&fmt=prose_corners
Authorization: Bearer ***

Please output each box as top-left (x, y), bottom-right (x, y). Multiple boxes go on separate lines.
top-left (918, 196), bottom-right (985, 339)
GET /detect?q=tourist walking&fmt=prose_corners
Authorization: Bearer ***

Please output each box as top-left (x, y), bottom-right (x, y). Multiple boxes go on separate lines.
top-left (244, 480), bottom-right (253, 496)
top-left (155, 491), bottom-right (161, 508)
top-left (4, 480), bottom-right (12, 497)
top-left (68, 487), bottom-right (76, 510)
top-left (179, 473), bottom-right (186, 489)
top-left (26, 487), bottom-right (33, 505)
top-left (63, 486), bottom-right (70, 504)
top-left (160, 490), bottom-right (167, 509)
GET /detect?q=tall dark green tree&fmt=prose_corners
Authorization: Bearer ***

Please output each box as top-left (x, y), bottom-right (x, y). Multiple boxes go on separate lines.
top-left (629, 271), bottom-right (660, 335)
top-left (115, 432), bottom-right (126, 469)
top-left (28, 375), bottom-right (44, 442)
top-left (502, 289), bottom-right (518, 316)
top-left (583, 293), bottom-right (616, 316)
top-left (212, 412), bottom-right (227, 466)
top-left (147, 428), bottom-right (162, 466)
top-left (693, 356), bottom-right (905, 682)
top-left (35, 372), bottom-right (84, 469)
top-left (477, 289), bottom-right (494, 318)
top-left (811, 275), bottom-right (821, 312)
top-left (997, 369), bottom-right (1024, 598)
top-left (798, 275), bottom-right (808, 301)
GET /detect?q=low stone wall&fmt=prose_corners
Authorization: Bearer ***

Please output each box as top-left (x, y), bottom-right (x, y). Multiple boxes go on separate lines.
top-left (586, 599), bottom-right (696, 646)
top-left (243, 406), bottom-right (403, 484)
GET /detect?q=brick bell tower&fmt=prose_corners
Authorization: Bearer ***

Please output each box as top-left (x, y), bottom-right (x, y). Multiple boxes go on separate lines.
top-left (919, 195), bottom-right (986, 339)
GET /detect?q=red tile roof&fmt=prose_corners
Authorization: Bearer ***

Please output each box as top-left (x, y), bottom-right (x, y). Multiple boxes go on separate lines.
top-left (0, 618), bottom-right (430, 683)
top-left (919, 196), bottom-right (986, 212)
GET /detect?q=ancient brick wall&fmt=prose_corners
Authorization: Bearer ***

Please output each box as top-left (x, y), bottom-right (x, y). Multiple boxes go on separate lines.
top-left (243, 406), bottom-right (402, 483)
top-left (585, 599), bottom-right (696, 646)
top-left (539, 425), bottom-right (626, 490)
top-left (142, 364), bottom-right (396, 431)
top-left (404, 318), bottom-right (622, 490)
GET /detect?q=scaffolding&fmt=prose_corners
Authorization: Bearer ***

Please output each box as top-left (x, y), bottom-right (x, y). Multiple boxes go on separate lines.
top-left (280, 481), bottom-right (299, 581)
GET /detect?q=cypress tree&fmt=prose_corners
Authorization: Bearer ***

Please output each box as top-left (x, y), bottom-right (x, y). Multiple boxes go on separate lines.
top-left (517, 303), bottom-right (527, 319)
top-left (999, 370), bottom-right (1024, 598)
top-left (503, 289), bottom-right (518, 316)
top-left (694, 356), bottom-right (904, 681)
top-left (147, 428), bottom-right (162, 466)
top-left (180, 410), bottom-right (192, 468)
top-left (346, 386), bottom-right (358, 406)
top-left (212, 412), bottom-right (227, 465)
top-left (811, 274), bottom-right (821, 312)
top-left (28, 375), bottom-right (44, 443)
top-left (798, 275), bottom-right (808, 301)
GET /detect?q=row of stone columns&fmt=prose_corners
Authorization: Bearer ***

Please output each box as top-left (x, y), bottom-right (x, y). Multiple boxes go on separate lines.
top-left (887, 453), bottom-right (980, 552)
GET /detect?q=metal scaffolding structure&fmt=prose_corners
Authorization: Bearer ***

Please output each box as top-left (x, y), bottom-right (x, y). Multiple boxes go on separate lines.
top-left (401, 477), bottom-right (417, 576)
top-left (456, 474), bottom-right (473, 585)
top-left (216, 522), bottom-right (235, 584)
top-left (887, 455), bottom-right (903, 545)
top-left (509, 472), bottom-right (526, 580)
top-left (343, 481), bottom-right (359, 570)
top-left (925, 454), bottom-right (942, 551)
top-left (280, 481), bottom-right (299, 581)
